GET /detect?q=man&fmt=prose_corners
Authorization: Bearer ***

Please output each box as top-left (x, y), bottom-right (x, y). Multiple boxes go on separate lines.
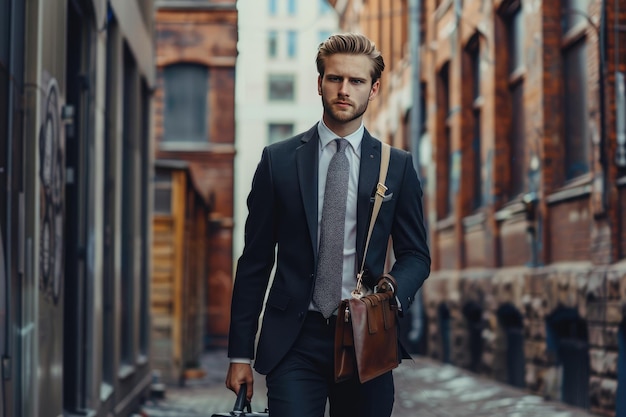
top-left (226, 33), bottom-right (430, 417)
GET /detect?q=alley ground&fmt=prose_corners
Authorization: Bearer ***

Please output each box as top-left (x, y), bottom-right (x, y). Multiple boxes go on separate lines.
top-left (141, 349), bottom-right (599, 417)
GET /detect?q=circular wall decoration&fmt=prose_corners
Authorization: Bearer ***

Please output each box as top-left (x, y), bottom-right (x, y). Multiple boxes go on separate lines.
top-left (39, 79), bottom-right (64, 305)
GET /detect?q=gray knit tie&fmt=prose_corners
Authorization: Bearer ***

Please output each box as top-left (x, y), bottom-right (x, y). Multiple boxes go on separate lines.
top-left (314, 138), bottom-right (350, 318)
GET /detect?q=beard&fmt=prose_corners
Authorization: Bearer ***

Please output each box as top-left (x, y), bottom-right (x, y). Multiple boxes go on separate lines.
top-left (321, 93), bottom-right (370, 125)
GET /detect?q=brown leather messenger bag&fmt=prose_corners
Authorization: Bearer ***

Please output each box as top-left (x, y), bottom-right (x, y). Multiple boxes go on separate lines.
top-left (334, 142), bottom-right (400, 384)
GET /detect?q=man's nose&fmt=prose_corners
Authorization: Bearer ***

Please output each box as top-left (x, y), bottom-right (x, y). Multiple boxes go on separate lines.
top-left (338, 80), bottom-right (350, 95)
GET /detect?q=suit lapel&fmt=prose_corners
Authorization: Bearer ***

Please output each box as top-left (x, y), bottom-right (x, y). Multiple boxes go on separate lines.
top-left (356, 130), bottom-right (381, 267)
top-left (296, 125), bottom-right (320, 259)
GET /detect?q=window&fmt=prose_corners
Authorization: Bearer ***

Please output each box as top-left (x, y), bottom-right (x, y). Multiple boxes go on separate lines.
top-left (465, 34), bottom-right (483, 210)
top-left (268, 123), bottom-right (294, 144)
top-left (319, 0), bottom-right (333, 15)
top-left (562, 39), bottom-right (589, 179)
top-left (507, 5), bottom-right (524, 73)
top-left (468, 35), bottom-right (483, 209)
top-left (436, 63), bottom-right (454, 218)
top-left (505, 2), bottom-right (526, 197)
top-left (153, 169), bottom-right (172, 214)
top-left (617, 72), bottom-right (626, 169)
top-left (286, 31), bottom-right (297, 58)
top-left (163, 64), bottom-right (208, 144)
top-left (561, 0), bottom-right (590, 180)
top-left (287, 0), bottom-right (297, 15)
top-left (268, 30), bottom-right (278, 58)
top-left (268, 74), bottom-right (295, 101)
top-left (268, 0), bottom-right (278, 15)
top-left (510, 83), bottom-right (525, 194)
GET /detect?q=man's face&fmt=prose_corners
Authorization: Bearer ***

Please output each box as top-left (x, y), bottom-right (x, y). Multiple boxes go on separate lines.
top-left (318, 53), bottom-right (380, 134)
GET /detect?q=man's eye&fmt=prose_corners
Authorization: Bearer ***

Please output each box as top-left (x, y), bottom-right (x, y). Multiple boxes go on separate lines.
top-left (351, 79), bottom-right (364, 84)
top-left (329, 76), bottom-right (341, 82)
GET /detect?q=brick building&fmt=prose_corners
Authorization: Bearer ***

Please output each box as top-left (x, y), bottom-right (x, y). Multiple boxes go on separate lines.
top-left (152, 0), bottom-right (237, 353)
top-left (329, 0), bottom-right (626, 415)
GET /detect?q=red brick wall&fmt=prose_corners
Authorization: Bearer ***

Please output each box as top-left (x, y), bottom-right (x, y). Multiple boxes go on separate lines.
top-left (499, 215), bottom-right (531, 267)
top-left (464, 224), bottom-right (487, 268)
top-left (549, 198), bottom-right (592, 262)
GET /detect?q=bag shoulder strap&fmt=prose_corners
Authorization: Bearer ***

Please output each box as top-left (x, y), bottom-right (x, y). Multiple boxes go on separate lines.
top-left (353, 142), bottom-right (390, 297)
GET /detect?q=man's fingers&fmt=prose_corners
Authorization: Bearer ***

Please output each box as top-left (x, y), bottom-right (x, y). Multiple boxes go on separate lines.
top-left (225, 363), bottom-right (254, 403)
top-left (244, 380), bottom-right (254, 404)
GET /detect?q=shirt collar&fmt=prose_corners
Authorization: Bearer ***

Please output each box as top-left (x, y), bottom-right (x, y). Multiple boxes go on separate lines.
top-left (317, 119), bottom-right (364, 153)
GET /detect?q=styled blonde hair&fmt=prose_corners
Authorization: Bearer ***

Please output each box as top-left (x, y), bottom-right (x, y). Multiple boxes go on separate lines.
top-left (316, 33), bottom-right (385, 84)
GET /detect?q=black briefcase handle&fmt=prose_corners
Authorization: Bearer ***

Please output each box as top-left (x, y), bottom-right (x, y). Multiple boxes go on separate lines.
top-left (233, 383), bottom-right (252, 414)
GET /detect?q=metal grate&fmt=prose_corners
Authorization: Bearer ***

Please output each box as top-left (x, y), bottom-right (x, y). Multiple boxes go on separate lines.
top-left (617, 323), bottom-right (626, 416)
top-left (546, 308), bottom-right (590, 409)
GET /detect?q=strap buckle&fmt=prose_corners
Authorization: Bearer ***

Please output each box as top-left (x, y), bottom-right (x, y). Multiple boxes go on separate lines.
top-left (376, 182), bottom-right (388, 198)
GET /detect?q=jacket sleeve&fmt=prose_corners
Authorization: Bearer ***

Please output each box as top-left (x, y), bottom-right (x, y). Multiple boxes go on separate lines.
top-left (227, 147), bottom-right (277, 360)
top-left (388, 151), bottom-right (431, 311)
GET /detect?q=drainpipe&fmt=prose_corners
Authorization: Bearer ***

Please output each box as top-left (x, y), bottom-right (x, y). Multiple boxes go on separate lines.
top-left (408, 0), bottom-right (425, 351)
top-left (597, 0), bottom-right (615, 263)
top-left (409, 0), bottom-right (421, 175)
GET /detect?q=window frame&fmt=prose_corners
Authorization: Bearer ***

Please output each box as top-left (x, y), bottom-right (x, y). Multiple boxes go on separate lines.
top-left (268, 73), bottom-right (296, 102)
top-left (287, 30), bottom-right (297, 59)
top-left (287, 0), bottom-right (297, 15)
top-left (268, 122), bottom-right (295, 144)
top-left (268, 0), bottom-right (278, 16)
top-left (268, 30), bottom-right (278, 58)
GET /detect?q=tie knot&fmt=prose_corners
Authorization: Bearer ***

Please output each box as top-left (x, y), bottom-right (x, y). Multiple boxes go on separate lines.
top-left (335, 138), bottom-right (349, 153)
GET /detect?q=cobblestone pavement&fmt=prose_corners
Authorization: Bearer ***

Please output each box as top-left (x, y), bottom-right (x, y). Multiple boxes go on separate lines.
top-left (141, 350), bottom-right (598, 417)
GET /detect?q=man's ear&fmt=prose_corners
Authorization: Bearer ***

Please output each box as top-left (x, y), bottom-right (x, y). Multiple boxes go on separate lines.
top-left (317, 75), bottom-right (322, 95)
top-left (369, 79), bottom-right (380, 101)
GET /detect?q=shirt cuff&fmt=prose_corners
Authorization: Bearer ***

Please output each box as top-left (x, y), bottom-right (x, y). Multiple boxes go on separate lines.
top-left (230, 357), bottom-right (252, 364)
top-left (396, 296), bottom-right (402, 312)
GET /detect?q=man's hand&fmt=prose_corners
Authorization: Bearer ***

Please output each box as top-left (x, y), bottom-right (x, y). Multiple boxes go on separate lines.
top-left (375, 273), bottom-right (397, 296)
top-left (226, 362), bottom-right (254, 403)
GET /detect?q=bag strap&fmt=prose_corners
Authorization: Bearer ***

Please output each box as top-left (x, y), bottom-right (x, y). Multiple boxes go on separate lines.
top-left (352, 142), bottom-right (391, 298)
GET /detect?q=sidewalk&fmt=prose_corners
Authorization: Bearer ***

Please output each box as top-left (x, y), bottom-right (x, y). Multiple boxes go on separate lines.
top-left (141, 349), bottom-right (598, 417)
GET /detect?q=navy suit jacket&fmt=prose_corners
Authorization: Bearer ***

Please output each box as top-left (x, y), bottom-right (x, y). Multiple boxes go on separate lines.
top-left (228, 124), bottom-right (430, 375)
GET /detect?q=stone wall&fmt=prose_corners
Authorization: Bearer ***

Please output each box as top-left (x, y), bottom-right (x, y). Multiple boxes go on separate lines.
top-left (423, 263), bottom-right (626, 416)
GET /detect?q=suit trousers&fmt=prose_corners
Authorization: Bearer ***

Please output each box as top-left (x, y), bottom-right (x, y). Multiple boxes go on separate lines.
top-left (265, 311), bottom-right (394, 417)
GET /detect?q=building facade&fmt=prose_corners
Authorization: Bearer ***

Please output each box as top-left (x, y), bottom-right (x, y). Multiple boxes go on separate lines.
top-left (329, 0), bottom-right (626, 415)
top-left (152, 0), bottom-right (238, 357)
top-left (233, 0), bottom-right (339, 265)
top-left (0, 0), bottom-right (156, 416)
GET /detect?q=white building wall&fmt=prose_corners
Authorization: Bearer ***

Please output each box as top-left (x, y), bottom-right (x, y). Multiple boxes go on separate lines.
top-left (234, 0), bottom-right (339, 265)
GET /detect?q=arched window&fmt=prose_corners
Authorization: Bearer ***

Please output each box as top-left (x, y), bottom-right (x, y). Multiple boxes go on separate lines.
top-left (497, 303), bottom-right (526, 388)
top-left (438, 303), bottom-right (451, 363)
top-left (462, 301), bottom-right (484, 372)
top-left (545, 307), bottom-right (590, 409)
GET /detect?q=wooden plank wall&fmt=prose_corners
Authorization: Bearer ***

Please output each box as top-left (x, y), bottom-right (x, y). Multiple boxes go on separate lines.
top-left (151, 171), bottom-right (186, 383)
top-left (182, 193), bottom-right (208, 369)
